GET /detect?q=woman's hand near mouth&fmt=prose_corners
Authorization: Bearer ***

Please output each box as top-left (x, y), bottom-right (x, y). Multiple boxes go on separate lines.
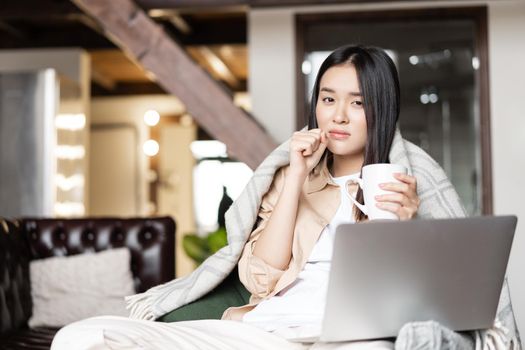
top-left (289, 128), bottom-right (328, 178)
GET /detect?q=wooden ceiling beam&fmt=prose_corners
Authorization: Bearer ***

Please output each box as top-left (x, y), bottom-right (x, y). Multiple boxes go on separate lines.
top-left (198, 46), bottom-right (241, 89)
top-left (72, 0), bottom-right (276, 169)
top-left (91, 68), bottom-right (117, 90)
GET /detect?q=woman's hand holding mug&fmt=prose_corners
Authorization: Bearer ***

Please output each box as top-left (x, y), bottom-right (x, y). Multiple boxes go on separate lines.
top-left (375, 172), bottom-right (420, 220)
top-left (289, 129), bottom-right (327, 178)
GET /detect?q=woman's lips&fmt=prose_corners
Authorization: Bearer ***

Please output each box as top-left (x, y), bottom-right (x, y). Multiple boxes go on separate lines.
top-left (328, 130), bottom-right (350, 140)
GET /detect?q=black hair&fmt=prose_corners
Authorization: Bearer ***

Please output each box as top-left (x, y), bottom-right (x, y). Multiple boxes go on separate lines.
top-left (307, 44), bottom-right (400, 221)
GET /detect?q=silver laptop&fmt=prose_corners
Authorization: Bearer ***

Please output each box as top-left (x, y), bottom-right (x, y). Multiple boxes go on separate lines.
top-left (320, 215), bottom-right (517, 342)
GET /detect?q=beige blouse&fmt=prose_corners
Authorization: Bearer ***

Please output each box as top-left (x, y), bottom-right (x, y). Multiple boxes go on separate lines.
top-left (222, 159), bottom-right (355, 321)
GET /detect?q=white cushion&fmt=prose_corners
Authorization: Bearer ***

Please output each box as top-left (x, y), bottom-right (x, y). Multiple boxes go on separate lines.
top-left (28, 247), bottom-right (135, 328)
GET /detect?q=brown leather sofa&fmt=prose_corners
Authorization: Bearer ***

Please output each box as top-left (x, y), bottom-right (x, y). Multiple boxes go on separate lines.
top-left (0, 216), bottom-right (176, 350)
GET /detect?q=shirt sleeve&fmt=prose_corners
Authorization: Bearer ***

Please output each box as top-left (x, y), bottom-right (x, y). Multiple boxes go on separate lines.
top-left (238, 167), bottom-right (289, 299)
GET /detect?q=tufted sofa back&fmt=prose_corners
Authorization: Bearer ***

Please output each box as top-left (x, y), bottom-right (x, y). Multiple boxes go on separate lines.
top-left (0, 216), bottom-right (176, 336)
top-left (0, 219), bottom-right (32, 335)
top-left (20, 217), bottom-right (176, 293)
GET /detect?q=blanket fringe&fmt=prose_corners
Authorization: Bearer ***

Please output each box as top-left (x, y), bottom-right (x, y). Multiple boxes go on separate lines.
top-left (124, 252), bottom-right (238, 321)
top-left (482, 319), bottom-right (516, 350)
top-left (125, 288), bottom-right (163, 320)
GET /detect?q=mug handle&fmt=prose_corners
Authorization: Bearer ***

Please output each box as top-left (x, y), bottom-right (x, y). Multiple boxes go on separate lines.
top-left (345, 178), bottom-right (368, 215)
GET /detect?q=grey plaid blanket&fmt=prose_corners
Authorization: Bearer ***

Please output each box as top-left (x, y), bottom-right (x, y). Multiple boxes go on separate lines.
top-left (126, 129), bottom-right (520, 350)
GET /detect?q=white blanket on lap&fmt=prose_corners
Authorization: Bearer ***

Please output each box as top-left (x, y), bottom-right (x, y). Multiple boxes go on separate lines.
top-left (126, 129), bottom-right (520, 350)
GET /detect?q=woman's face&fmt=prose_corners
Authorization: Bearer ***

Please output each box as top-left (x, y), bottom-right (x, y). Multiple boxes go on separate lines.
top-left (315, 64), bottom-right (367, 159)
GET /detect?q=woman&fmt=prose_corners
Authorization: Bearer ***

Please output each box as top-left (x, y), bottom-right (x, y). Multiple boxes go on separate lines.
top-left (223, 45), bottom-right (419, 345)
top-left (52, 45), bottom-right (468, 350)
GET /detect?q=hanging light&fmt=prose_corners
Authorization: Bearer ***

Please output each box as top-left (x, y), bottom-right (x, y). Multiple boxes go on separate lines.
top-left (144, 109), bottom-right (160, 126)
top-left (143, 139), bottom-right (159, 156)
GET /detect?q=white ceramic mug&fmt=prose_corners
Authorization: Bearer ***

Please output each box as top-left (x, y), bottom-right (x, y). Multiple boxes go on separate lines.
top-left (346, 163), bottom-right (408, 220)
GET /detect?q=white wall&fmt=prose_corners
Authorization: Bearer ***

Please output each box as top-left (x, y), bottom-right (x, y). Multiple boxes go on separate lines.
top-left (249, 10), bottom-right (296, 143)
top-left (488, 0), bottom-right (525, 337)
top-left (0, 48), bottom-right (86, 84)
top-left (249, 0), bottom-right (525, 337)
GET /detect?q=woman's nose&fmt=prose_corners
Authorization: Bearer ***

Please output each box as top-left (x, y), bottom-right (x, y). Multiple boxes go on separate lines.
top-left (332, 104), bottom-right (349, 124)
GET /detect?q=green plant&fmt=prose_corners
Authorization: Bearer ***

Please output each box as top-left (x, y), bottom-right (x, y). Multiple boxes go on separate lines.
top-left (182, 227), bottom-right (228, 265)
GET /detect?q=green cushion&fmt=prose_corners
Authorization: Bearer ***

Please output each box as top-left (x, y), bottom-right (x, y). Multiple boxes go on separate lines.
top-left (157, 269), bottom-right (251, 322)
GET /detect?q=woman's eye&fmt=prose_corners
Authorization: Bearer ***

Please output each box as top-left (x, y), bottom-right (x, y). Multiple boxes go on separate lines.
top-left (352, 100), bottom-right (363, 107)
top-left (322, 97), bottom-right (334, 103)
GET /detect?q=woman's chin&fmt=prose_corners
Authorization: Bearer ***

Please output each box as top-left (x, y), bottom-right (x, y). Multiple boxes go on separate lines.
top-left (327, 145), bottom-right (352, 156)
top-left (327, 145), bottom-right (364, 158)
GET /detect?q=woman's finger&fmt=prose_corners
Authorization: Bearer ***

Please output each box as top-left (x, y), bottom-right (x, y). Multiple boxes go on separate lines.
top-left (291, 140), bottom-right (314, 155)
top-left (293, 132), bottom-right (320, 145)
top-left (376, 202), bottom-right (402, 215)
top-left (292, 134), bottom-right (323, 155)
top-left (375, 173), bottom-right (420, 220)
top-left (308, 128), bottom-right (323, 136)
top-left (375, 193), bottom-right (408, 206)
top-left (312, 139), bottom-right (327, 158)
top-left (393, 173), bottom-right (417, 186)
top-left (293, 129), bottom-right (322, 140)
top-left (379, 182), bottom-right (410, 195)
top-left (376, 202), bottom-right (417, 220)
